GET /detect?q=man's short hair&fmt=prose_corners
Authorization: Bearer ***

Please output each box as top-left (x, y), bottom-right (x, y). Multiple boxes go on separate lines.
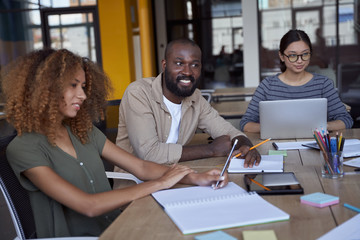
top-left (164, 38), bottom-right (200, 60)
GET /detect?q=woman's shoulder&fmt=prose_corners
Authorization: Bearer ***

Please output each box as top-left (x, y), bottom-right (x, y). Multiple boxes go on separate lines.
top-left (262, 74), bottom-right (281, 83)
top-left (258, 74), bottom-right (282, 89)
top-left (7, 132), bottom-right (49, 159)
top-left (310, 73), bottom-right (332, 82)
top-left (9, 132), bottom-right (45, 146)
top-left (309, 73), bottom-right (334, 88)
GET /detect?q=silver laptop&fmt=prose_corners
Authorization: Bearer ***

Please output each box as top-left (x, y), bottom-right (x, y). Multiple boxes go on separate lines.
top-left (260, 98), bottom-right (327, 139)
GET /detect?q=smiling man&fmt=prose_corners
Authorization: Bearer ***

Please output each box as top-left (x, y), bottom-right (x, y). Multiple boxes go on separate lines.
top-left (115, 38), bottom-right (260, 169)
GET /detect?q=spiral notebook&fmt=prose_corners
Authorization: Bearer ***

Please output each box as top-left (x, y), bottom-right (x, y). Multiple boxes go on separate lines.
top-left (151, 182), bottom-right (290, 234)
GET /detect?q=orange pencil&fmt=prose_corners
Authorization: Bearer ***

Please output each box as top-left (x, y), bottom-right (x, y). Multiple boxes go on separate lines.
top-left (249, 178), bottom-right (271, 191)
top-left (234, 138), bottom-right (271, 158)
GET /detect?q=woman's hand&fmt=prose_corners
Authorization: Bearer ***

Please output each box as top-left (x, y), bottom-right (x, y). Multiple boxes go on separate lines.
top-left (187, 169), bottom-right (229, 189)
top-left (156, 164), bottom-right (195, 189)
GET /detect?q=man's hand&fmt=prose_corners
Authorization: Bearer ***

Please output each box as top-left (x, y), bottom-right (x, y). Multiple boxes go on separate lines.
top-left (208, 135), bottom-right (233, 157)
top-left (231, 135), bottom-right (261, 168)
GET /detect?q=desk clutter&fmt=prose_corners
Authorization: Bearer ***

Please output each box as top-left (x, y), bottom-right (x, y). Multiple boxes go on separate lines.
top-left (100, 130), bottom-right (360, 240)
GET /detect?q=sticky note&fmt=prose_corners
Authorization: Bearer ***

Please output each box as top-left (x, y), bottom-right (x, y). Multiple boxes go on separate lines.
top-left (269, 150), bottom-right (287, 157)
top-left (300, 192), bottom-right (339, 208)
top-left (194, 230), bottom-right (237, 240)
top-left (242, 230), bottom-right (277, 240)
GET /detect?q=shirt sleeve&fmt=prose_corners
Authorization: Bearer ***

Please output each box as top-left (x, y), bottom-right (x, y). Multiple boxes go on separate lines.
top-left (119, 86), bottom-right (182, 164)
top-left (322, 78), bottom-right (354, 128)
top-left (89, 125), bottom-right (107, 155)
top-left (6, 135), bottom-right (50, 191)
top-left (239, 81), bottom-right (267, 131)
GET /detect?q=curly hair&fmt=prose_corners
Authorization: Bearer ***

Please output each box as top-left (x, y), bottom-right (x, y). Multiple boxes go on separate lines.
top-left (1, 49), bottom-right (112, 145)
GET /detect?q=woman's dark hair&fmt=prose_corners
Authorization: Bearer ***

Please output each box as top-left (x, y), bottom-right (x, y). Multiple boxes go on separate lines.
top-left (279, 29), bottom-right (312, 72)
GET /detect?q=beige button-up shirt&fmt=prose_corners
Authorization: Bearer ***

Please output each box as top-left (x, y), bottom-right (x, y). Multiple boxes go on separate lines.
top-left (116, 73), bottom-right (245, 164)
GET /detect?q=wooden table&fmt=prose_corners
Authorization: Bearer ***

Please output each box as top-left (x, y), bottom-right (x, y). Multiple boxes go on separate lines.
top-left (211, 101), bottom-right (249, 118)
top-left (100, 129), bottom-right (360, 240)
top-left (211, 87), bottom-right (256, 102)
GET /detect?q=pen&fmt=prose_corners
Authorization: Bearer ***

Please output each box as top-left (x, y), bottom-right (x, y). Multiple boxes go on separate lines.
top-left (234, 138), bottom-right (271, 158)
top-left (215, 139), bottom-right (238, 188)
top-left (343, 203), bottom-right (360, 213)
top-left (249, 177), bottom-right (271, 191)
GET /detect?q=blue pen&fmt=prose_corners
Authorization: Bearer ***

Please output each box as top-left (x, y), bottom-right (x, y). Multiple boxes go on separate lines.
top-left (330, 138), bottom-right (338, 172)
top-left (344, 203), bottom-right (360, 213)
top-left (330, 137), bottom-right (337, 153)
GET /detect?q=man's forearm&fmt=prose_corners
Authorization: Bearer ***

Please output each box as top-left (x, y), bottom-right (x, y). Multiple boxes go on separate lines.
top-left (179, 144), bottom-right (215, 162)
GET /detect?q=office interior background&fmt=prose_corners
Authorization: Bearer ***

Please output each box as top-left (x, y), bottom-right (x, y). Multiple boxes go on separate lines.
top-left (0, 0), bottom-right (359, 238)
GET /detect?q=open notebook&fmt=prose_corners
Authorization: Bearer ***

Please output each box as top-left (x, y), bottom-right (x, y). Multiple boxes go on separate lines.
top-left (228, 155), bottom-right (284, 173)
top-left (152, 182), bottom-right (290, 234)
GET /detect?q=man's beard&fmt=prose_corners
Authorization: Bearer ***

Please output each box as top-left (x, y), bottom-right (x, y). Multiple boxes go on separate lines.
top-left (164, 68), bottom-right (199, 97)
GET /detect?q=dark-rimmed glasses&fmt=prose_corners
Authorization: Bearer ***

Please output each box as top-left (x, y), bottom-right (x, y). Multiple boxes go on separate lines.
top-left (283, 52), bottom-right (311, 63)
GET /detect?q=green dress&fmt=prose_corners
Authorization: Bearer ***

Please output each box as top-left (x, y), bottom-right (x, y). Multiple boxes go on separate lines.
top-left (6, 125), bottom-right (121, 237)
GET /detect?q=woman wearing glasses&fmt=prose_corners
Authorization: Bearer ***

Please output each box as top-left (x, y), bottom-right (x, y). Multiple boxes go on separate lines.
top-left (240, 29), bottom-right (353, 132)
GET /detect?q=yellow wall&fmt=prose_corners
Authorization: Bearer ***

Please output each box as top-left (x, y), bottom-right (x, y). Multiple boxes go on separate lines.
top-left (98, 0), bottom-right (135, 100)
top-left (138, 0), bottom-right (157, 77)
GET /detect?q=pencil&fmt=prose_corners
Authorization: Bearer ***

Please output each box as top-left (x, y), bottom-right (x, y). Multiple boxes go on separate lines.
top-left (338, 132), bottom-right (343, 151)
top-left (234, 138), bottom-right (271, 158)
top-left (249, 178), bottom-right (271, 191)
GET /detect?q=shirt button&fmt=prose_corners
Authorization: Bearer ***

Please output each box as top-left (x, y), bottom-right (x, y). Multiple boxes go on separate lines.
top-left (90, 180), bottom-right (94, 184)
top-left (80, 162), bottom-right (84, 166)
top-left (168, 116), bottom-right (171, 119)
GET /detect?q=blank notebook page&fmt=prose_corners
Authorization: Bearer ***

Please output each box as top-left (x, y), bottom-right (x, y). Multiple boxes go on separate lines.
top-left (152, 182), bottom-right (290, 234)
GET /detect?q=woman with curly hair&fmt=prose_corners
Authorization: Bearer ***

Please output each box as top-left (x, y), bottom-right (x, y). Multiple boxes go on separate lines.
top-left (1, 49), bottom-right (228, 238)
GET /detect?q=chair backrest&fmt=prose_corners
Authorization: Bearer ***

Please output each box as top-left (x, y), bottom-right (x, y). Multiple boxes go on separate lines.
top-left (0, 131), bottom-right (37, 240)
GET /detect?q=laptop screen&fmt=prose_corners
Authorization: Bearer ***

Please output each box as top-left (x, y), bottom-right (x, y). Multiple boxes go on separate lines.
top-left (259, 98), bottom-right (327, 139)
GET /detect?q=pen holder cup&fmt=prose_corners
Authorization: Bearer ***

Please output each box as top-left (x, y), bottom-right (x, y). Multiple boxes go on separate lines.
top-left (320, 151), bottom-right (343, 179)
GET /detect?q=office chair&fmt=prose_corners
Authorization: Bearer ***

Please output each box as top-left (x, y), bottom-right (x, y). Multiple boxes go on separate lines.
top-left (0, 131), bottom-right (140, 240)
top-left (337, 62), bottom-right (360, 125)
top-left (200, 89), bottom-right (214, 103)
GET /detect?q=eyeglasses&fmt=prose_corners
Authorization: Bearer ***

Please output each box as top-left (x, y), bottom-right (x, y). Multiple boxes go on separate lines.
top-left (283, 52), bottom-right (311, 63)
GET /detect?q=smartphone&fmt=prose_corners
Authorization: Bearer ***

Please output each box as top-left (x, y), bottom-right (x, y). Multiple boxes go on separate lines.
top-left (244, 172), bottom-right (304, 195)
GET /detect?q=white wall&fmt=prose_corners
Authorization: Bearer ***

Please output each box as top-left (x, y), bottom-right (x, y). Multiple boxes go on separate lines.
top-left (242, 0), bottom-right (260, 87)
